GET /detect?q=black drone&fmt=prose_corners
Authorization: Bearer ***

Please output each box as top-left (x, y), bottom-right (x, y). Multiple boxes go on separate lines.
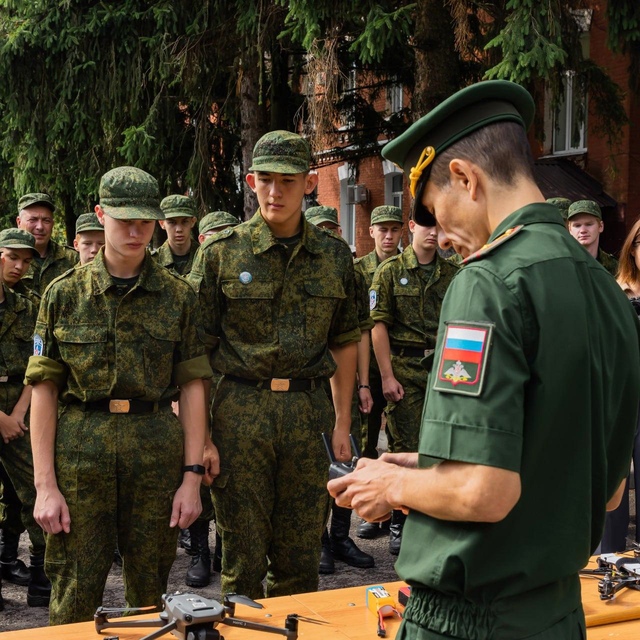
top-left (580, 545), bottom-right (640, 600)
top-left (94, 591), bottom-right (328, 640)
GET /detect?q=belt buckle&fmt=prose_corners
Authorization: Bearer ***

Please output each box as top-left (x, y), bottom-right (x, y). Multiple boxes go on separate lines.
top-left (0, 376), bottom-right (7, 383)
top-left (109, 399), bottom-right (130, 414)
top-left (270, 378), bottom-right (290, 392)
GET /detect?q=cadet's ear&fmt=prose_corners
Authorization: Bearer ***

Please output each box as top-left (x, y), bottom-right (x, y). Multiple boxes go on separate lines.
top-left (246, 173), bottom-right (257, 191)
top-left (304, 172), bottom-right (319, 194)
top-left (158, 220), bottom-right (167, 230)
top-left (95, 206), bottom-right (106, 227)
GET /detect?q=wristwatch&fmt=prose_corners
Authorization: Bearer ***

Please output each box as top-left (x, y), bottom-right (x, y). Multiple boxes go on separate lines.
top-left (182, 464), bottom-right (206, 475)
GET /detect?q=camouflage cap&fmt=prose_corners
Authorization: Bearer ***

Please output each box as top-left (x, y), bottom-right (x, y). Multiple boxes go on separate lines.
top-left (249, 130), bottom-right (312, 174)
top-left (75, 212), bottom-right (104, 234)
top-left (370, 205), bottom-right (404, 226)
top-left (199, 211), bottom-right (239, 235)
top-left (160, 194), bottom-right (197, 219)
top-left (567, 199), bottom-right (602, 221)
top-left (546, 197), bottom-right (571, 220)
top-left (18, 192), bottom-right (55, 213)
top-left (0, 228), bottom-right (39, 255)
top-left (305, 205), bottom-right (339, 227)
top-left (98, 166), bottom-right (163, 220)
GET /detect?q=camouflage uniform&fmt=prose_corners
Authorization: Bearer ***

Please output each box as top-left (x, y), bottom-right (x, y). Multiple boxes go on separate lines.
top-left (153, 241), bottom-right (199, 276)
top-left (370, 248), bottom-right (458, 453)
top-left (199, 211), bottom-right (240, 237)
top-left (598, 247), bottom-right (619, 277)
top-left (25, 168), bottom-right (212, 625)
top-left (189, 208), bottom-right (360, 599)
top-left (22, 240), bottom-right (78, 295)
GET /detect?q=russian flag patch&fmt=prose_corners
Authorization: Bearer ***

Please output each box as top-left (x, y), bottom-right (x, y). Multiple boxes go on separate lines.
top-left (433, 322), bottom-right (493, 397)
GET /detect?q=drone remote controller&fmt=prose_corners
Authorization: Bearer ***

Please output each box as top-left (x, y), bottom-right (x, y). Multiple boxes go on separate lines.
top-left (322, 432), bottom-right (360, 480)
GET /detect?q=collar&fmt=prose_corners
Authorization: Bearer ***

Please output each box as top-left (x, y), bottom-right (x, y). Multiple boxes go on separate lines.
top-left (90, 248), bottom-right (164, 295)
top-left (248, 210), bottom-right (325, 256)
top-left (489, 202), bottom-right (565, 241)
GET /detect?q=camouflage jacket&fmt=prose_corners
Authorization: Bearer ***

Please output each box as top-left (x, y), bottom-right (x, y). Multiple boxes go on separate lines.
top-left (354, 250), bottom-right (382, 291)
top-left (189, 211), bottom-right (361, 380)
top-left (598, 248), bottom-right (619, 278)
top-left (370, 247), bottom-right (459, 350)
top-left (25, 249), bottom-right (211, 404)
top-left (0, 285), bottom-right (37, 414)
top-left (11, 279), bottom-right (41, 309)
top-left (22, 239), bottom-right (78, 295)
top-left (152, 240), bottom-right (200, 276)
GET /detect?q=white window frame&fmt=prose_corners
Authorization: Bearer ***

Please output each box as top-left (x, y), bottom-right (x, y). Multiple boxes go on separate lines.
top-left (387, 82), bottom-right (403, 115)
top-left (338, 163), bottom-right (356, 251)
top-left (552, 73), bottom-right (587, 155)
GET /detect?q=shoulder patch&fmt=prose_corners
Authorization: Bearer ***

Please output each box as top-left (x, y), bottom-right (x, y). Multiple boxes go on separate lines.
top-left (462, 225), bottom-right (524, 265)
top-left (433, 321), bottom-right (493, 397)
top-left (370, 289), bottom-right (377, 310)
top-left (33, 333), bottom-right (44, 356)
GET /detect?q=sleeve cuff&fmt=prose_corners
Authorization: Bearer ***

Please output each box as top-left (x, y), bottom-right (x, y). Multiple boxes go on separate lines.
top-left (419, 418), bottom-right (522, 472)
top-left (174, 354), bottom-right (214, 387)
top-left (329, 327), bottom-right (361, 348)
top-left (358, 317), bottom-right (374, 332)
top-left (370, 310), bottom-right (393, 324)
top-left (24, 356), bottom-right (67, 391)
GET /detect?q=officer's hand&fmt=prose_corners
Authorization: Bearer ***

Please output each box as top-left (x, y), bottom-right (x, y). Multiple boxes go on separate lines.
top-left (379, 452), bottom-right (419, 468)
top-left (170, 479), bottom-right (203, 529)
top-left (0, 412), bottom-right (26, 443)
top-left (34, 487), bottom-right (71, 535)
top-left (358, 387), bottom-right (373, 414)
top-left (203, 437), bottom-right (220, 486)
top-left (331, 428), bottom-right (352, 462)
top-left (382, 376), bottom-right (404, 402)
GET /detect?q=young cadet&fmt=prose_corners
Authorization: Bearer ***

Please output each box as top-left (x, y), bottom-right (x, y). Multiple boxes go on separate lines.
top-left (73, 212), bottom-right (105, 265)
top-left (304, 205), bottom-right (341, 233)
top-left (0, 229), bottom-right (41, 307)
top-left (370, 216), bottom-right (458, 555)
top-left (0, 229), bottom-right (50, 609)
top-left (546, 196), bottom-right (571, 226)
top-left (329, 80), bottom-right (640, 639)
top-left (154, 195), bottom-right (199, 275)
top-left (354, 205), bottom-right (403, 540)
top-left (16, 193), bottom-right (78, 294)
top-left (25, 166), bottom-right (215, 625)
top-left (198, 211), bottom-right (239, 243)
top-left (567, 199), bottom-right (618, 276)
top-left (189, 130), bottom-right (360, 600)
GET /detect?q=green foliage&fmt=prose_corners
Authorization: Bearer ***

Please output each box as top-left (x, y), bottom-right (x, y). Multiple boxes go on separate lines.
top-left (607, 0), bottom-right (640, 51)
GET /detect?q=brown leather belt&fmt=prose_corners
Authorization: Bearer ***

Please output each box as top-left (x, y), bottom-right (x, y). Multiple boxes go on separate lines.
top-left (225, 374), bottom-right (326, 392)
top-left (391, 346), bottom-right (435, 359)
top-left (76, 398), bottom-right (173, 414)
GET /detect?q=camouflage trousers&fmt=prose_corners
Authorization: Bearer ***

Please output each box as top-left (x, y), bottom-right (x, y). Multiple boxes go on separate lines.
top-left (0, 430), bottom-right (45, 555)
top-left (385, 356), bottom-right (428, 453)
top-left (46, 405), bottom-right (183, 625)
top-left (211, 378), bottom-right (332, 600)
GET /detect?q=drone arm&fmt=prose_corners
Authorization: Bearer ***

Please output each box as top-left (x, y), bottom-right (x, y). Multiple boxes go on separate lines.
top-left (222, 616), bottom-right (298, 640)
top-left (138, 621), bottom-right (179, 640)
top-left (96, 618), bottom-right (167, 632)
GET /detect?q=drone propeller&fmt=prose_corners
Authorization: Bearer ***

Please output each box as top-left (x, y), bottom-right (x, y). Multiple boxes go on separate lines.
top-left (287, 613), bottom-right (330, 626)
top-left (225, 593), bottom-right (264, 609)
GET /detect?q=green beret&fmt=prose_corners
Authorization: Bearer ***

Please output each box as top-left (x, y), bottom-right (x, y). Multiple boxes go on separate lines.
top-left (199, 211), bottom-right (239, 234)
top-left (382, 80), bottom-right (535, 201)
top-left (305, 205), bottom-right (339, 227)
top-left (370, 206), bottom-right (403, 225)
top-left (75, 212), bottom-right (104, 234)
top-left (546, 197), bottom-right (571, 220)
top-left (18, 192), bottom-right (55, 213)
top-left (567, 200), bottom-right (602, 221)
top-left (99, 166), bottom-right (163, 220)
top-left (0, 228), bottom-right (39, 255)
top-left (249, 131), bottom-right (311, 174)
top-left (160, 194), bottom-right (197, 219)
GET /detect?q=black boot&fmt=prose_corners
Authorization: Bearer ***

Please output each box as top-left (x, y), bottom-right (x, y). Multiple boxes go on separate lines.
top-left (0, 530), bottom-right (30, 586)
top-left (356, 518), bottom-right (381, 539)
top-left (389, 510), bottom-right (406, 556)
top-left (179, 528), bottom-right (193, 555)
top-left (319, 529), bottom-right (335, 575)
top-left (212, 530), bottom-right (222, 573)
top-left (330, 506), bottom-right (374, 568)
top-left (185, 520), bottom-right (211, 588)
top-left (27, 553), bottom-right (51, 607)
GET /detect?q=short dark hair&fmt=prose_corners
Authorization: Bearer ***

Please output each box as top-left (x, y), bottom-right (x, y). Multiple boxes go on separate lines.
top-left (429, 121), bottom-right (535, 187)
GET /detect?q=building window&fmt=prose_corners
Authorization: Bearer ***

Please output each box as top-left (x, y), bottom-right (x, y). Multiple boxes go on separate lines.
top-left (383, 160), bottom-right (403, 210)
top-left (387, 82), bottom-right (403, 115)
top-left (553, 72), bottom-right (587, 155)
top-left (339, 163), bottom-right (356, 251)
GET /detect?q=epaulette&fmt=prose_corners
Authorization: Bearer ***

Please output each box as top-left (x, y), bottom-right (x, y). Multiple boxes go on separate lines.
top-left (201, 226), bottom-right (235, 250)
top-left (319, 227), bottom-right (350, 246)
top-left (462, 225), bottom-right (524, 265)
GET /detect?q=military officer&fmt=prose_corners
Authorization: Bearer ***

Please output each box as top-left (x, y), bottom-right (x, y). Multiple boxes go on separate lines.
top-left (189, 130), bottom-right (360, 600)
top-left (198, 211), bottom-right (240, 243)
top-left (73, 212), bottom-right (105, 265)
top-left (567, 199), bottom-right (618, 276)
top-left (329, 80), bottom-right (640, 639)
top-left (16, 193), bottom-right (78, 294)
top-left (370, 216), bottom-right (458, 555)
top-left (354, 205), bottom-right (403, 540)
top-left (154, 195), bottom-right (199, 275)
top-left (26, 166), bottom-right (215, 624)
top-left (0, 228), bottom-right (50, 608)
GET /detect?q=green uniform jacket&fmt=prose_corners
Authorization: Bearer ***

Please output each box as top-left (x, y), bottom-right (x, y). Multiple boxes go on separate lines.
top-left (22, 239), bottom-right (78, 295)
top-left (397, 203), bottom-right (640, 639)
top-left (25, 248), bottom-right (211, 402)
top-left (370, 247), bottom-right (459, 350)
top-left (0, 285), bottom-right (36, 414)
top-left (152, 240), bottom-right (199, 276)
top-left (10, 280), bottom-right (41, 310)
top-left (189, 211), bottom-right (361, 380)
top-left (598, 247), bottom-right (618, 277)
